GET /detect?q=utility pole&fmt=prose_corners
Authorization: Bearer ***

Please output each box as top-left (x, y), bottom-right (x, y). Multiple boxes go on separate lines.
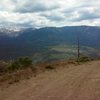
top-left (77, 32), bottom-right (80, 63)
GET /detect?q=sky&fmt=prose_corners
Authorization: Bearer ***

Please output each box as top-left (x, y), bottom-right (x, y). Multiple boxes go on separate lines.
top-left (0, 0), bottom-right (100, 28)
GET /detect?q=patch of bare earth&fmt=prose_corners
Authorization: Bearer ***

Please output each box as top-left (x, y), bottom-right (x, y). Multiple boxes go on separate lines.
top-left (0, 61), bottom-right (100, 100)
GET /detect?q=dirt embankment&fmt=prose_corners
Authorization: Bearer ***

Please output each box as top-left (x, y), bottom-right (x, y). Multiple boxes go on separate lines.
top-left (0, 61), bottom-right (100, 100)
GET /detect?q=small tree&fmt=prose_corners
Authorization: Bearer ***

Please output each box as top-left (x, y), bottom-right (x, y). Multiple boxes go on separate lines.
top-left (18, 57), bottom-right (32, 67)
top-left (8, 57), bottom-right (32, 71)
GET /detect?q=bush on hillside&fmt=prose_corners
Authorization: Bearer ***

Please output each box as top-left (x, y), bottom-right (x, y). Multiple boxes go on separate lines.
top-left (45, 64), bottom-right (55, 70)
top-left (8, 57), bottom-right (32, 71)
top-left (78, 56), bottom-right (91, 62)
top-left (18, 57), bottom-right (32, 67)
top-left (0, 61), bottom-right (8, 73)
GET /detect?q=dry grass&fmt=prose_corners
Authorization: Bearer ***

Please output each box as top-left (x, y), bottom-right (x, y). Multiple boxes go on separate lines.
top-left (0, 59), bottom-right (77, 87)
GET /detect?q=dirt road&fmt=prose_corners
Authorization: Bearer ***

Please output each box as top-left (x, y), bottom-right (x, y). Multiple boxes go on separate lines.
top-left (0, 61), bottom-right (100, 100)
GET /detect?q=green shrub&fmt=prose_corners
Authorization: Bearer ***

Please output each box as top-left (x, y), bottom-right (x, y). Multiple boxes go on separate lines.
top-left (45, 64), bottom-right (55, 70)
top-left (8, 61), bottom-right (20, 71)
top-left (18, 57), bottom-right (32, 67)
top-left (8, 57), bottom-right (32, 71)
top-left (0, 61), bottom-right (8, 73)
top-left (78, 56), bottom-right (90, 62)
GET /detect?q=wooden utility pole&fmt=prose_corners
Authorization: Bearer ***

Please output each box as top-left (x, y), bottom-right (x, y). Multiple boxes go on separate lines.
top-left (77, 32), bottom-right (80, 63)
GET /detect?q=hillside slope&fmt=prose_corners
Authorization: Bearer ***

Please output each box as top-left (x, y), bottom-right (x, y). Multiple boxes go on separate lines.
top-left (0, 61), bottom-right (100, 100)
top-left (0, 26), bottom-right (100, 61)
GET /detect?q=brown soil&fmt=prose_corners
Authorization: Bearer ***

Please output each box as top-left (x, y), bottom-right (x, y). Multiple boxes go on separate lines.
top-left (0, 61), bottom-right (100, 100)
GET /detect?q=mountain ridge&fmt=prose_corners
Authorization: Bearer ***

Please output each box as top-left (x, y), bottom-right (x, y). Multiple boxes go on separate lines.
top-left (0, 26), bottom-right (100, 61)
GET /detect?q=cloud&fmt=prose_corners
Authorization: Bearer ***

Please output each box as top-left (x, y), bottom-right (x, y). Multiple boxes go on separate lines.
top-left (0, 0), bottom-right (100, 28)
top-left (73, 11), bottom-right (100, 22)
top-left (15, 1), bottom-right (60, 13)
top-left (0, 11), bottom-right (52, 28)
top-left (70, 7), bottom-right (100, 22)
top-left (40, 11), bottom-right (65, 21)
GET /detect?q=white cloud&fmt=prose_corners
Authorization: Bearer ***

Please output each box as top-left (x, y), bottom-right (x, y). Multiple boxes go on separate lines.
top-left (0, 0), bottom-right (100, 27)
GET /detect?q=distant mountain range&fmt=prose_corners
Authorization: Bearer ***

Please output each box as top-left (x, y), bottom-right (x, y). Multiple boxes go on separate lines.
top-left (0, 26), bottom-right (100, 62)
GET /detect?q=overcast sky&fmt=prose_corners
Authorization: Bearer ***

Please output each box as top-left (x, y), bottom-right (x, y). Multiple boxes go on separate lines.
top-left (0, 0), bottom-right (100, 28)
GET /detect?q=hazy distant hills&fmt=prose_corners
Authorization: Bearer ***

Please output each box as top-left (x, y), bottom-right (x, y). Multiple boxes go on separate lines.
top-left (17, 26), bottom-right (100, 48)
top-left (0, 26), bottom-right (100, 61)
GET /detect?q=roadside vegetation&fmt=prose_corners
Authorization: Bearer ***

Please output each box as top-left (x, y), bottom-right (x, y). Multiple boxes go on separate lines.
top-left (0, 56), bottom-right (94, 87)
top-left (76, 56), bottom-right (94, 64)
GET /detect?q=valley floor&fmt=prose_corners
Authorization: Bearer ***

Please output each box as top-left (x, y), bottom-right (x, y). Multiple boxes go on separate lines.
top-left (0, 61), bottom-right (100, 100)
